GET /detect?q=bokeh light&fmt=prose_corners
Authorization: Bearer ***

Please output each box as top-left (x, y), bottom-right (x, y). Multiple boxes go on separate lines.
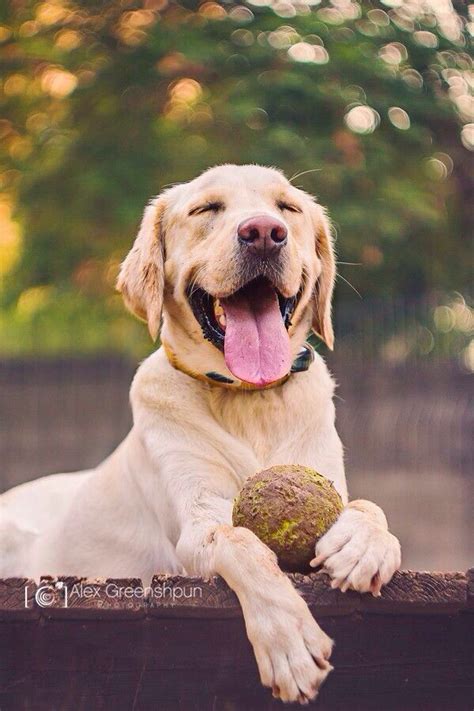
top-left (461, 124), bottom-right (474, 151)
top-left (41, 68), bottom-right (78, 98)
top-left (379, 42), bottom-right (408, 65)
top-left (288, 42), bottom-right (328, 63)
top-left (0, 201), bottom-right (21, 278)
top-left (344, 105), bottom-right (380, 134)
top-left (388, 107), bottom-right (410, 130)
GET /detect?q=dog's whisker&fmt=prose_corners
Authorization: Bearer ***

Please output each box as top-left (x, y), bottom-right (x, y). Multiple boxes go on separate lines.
top-left (336, 273), bottom-right (363, 299)
top-left (187, 264), bottom-right (209, 295)
top-left (160, 180), bottom-right (185, 189)
top-left (289, 168), bottom-right (322, 183)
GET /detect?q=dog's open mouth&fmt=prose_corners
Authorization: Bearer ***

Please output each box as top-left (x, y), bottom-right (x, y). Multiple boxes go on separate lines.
top-left (187, 276), bottom-right (298, 387)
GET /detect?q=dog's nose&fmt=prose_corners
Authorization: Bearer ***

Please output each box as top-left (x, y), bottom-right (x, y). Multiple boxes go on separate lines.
top-left (238, 215), bottom-right (288, 256)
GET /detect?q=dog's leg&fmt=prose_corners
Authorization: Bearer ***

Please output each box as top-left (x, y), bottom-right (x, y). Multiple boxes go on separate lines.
top-left (310, 499), bottom-right (401, 595)
top-left (177, 511), bottom-right (333, 704)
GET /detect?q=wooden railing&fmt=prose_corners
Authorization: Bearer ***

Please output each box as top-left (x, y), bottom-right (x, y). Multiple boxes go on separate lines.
top-left (1, 570), bottom-right (473, 710)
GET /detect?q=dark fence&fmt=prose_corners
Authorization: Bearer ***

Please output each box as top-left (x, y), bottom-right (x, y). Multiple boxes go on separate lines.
top-left (0, 353), bottom-right (472, 571)
top-left (0, 357), bottom-right (134, 487)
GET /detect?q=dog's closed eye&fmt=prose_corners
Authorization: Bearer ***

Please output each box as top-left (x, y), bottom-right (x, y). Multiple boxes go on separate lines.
top-left (189, 202), bottom-right (225, 216)
top-left (277, 201), bottom-right (302, 214)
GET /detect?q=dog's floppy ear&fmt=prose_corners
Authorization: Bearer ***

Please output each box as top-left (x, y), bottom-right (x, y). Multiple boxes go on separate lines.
top-left (116, 196), bottom-right (166, 341)
top-left (311, 204), bottom-right (336, 350)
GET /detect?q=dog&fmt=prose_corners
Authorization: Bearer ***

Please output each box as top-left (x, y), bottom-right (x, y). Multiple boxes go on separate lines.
top-left (0, 164), bottom-right (401, 703)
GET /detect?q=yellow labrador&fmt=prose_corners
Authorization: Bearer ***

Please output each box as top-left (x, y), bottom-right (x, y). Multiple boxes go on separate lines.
top-left (0, 165), bottom-right (400, 704)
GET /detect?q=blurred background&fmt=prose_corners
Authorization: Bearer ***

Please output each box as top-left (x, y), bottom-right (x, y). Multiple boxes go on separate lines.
top-left (0, 0), bottom-right (472, 570)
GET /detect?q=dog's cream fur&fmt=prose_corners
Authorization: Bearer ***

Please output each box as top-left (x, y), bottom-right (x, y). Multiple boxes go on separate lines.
top-left (0, 165), bottom-right (400, 704)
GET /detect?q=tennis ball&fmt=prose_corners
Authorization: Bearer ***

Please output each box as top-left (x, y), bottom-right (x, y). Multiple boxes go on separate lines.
top-left (232, 464), bottom-right (343, 572)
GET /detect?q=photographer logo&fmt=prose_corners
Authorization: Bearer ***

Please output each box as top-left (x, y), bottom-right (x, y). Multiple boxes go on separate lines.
top-left (24, 581), bottom-right (68, 609)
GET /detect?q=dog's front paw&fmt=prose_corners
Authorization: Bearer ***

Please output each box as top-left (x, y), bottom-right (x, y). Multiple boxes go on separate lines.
top-left (244, 587), bottom-right (333, 704)
top-left (310, 506), bottom-right (401, 596)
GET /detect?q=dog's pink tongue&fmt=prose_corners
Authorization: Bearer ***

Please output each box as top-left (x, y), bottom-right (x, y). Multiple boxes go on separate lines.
top-left (222, 281), bottom-right (291, 387)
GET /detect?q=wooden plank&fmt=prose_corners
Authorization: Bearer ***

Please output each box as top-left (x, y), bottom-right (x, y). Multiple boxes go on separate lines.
top-left (0, 577), bottom-right (38, 620)
top-left (147, 570), bottom-right (468, 618)
top-left (359, 570), bottom-right (468, 614)
top-left (0, 571), bottom-right (473, 710)
top-left (0, 571), bottom-right (468, 618)
top-left (1, 612), bottom-right (473, 710)
top-left (466, 567), bottom-right (474, 611)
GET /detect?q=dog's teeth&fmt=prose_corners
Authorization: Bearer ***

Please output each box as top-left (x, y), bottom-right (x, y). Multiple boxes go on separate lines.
top-left (213, 299), bottom-right (226, 329)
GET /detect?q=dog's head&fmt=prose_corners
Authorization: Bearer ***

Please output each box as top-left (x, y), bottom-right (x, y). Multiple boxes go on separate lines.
top-left (117, 164), bottom-right (335, 387)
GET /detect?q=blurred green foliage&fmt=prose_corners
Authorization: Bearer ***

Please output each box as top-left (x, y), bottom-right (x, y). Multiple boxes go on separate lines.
top-left (0, 0), bottom-right (472, 358)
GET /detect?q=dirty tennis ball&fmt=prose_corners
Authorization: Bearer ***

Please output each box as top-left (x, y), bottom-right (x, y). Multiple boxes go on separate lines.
top-left (232, 465), bottom-right (344, 572)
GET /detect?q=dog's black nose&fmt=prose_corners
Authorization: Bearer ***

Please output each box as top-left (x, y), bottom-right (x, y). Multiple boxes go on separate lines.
top-left (238, 215), bottom-right (288, 257)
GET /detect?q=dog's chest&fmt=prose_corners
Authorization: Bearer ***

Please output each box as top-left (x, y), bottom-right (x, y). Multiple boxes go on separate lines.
top-left (208, 385), bottom-right (310, 465)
